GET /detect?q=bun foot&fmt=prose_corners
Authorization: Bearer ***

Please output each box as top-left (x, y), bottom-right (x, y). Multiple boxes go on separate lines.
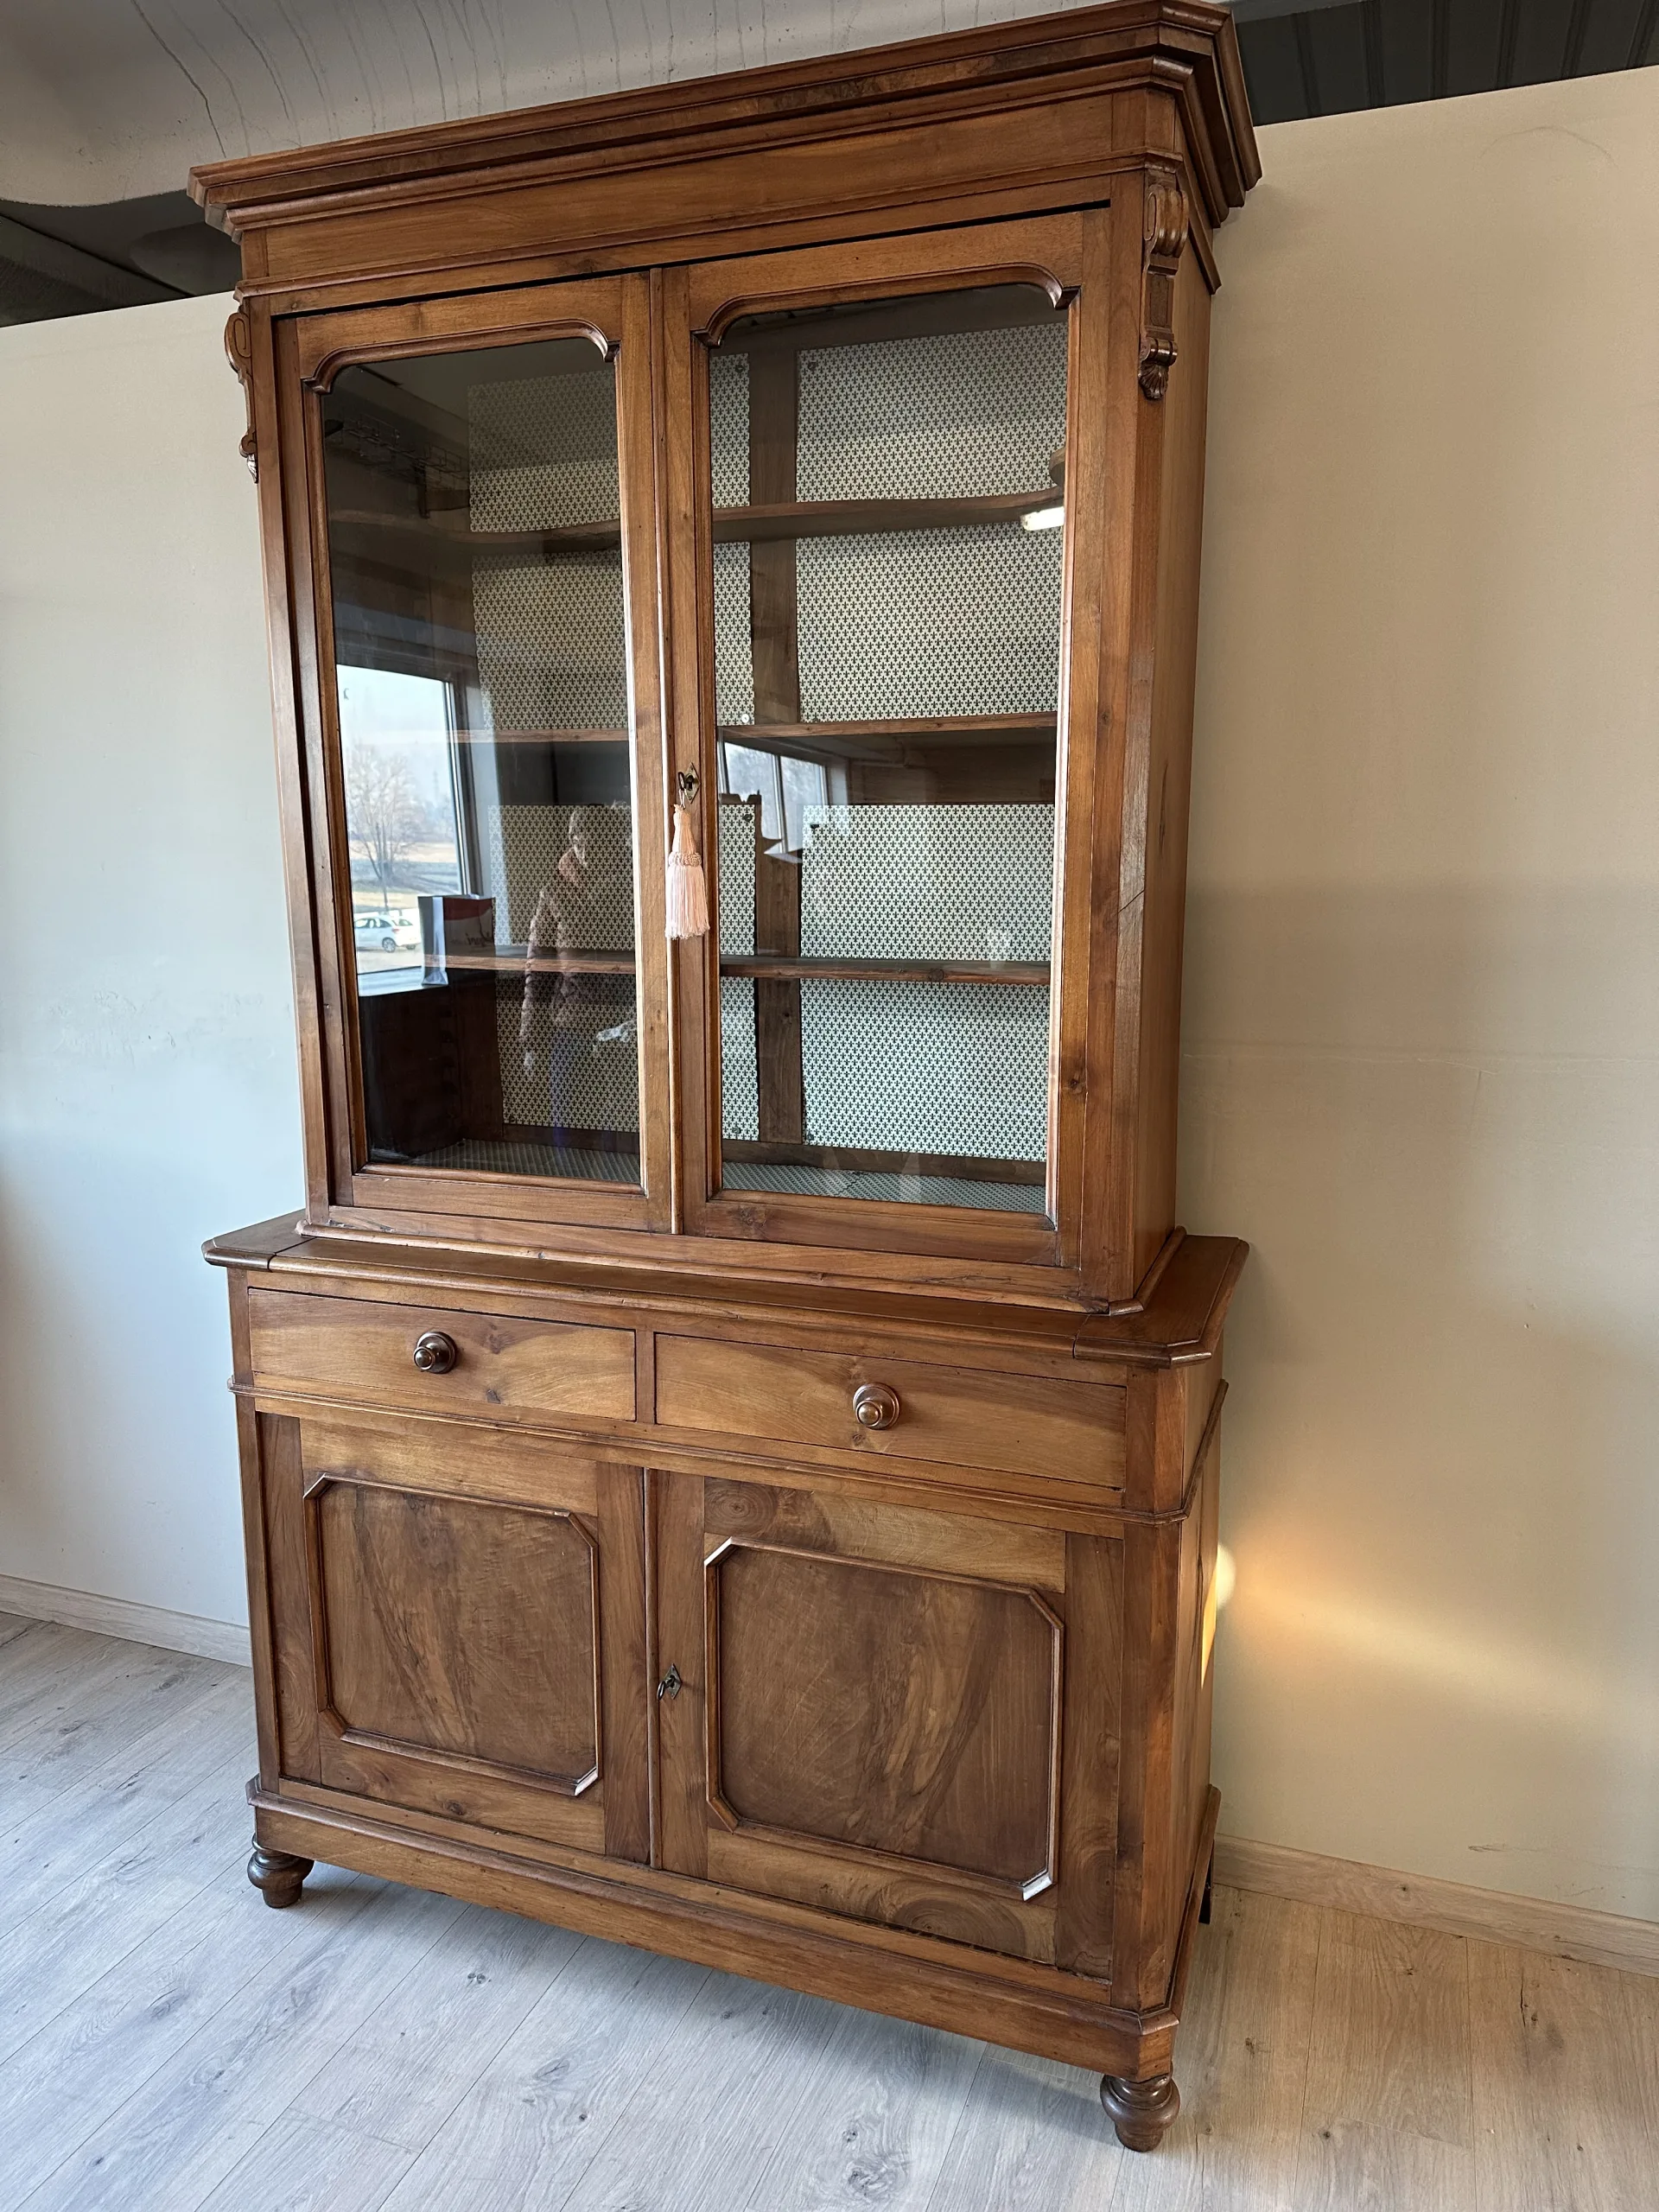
top-left (248, 1842), bottom-right (313, 1909)
top-left (1101, 2071), bottom-right (1180, 2152)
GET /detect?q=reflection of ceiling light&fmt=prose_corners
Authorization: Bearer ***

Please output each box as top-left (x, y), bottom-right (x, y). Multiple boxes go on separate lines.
top-left (1020, 504), bottom-right (1065, 532)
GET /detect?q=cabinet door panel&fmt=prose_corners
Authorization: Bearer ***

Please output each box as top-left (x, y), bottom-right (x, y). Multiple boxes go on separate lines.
top-left (259, 1409), bottom-right (647, 1858)
top-left (656, 1470), bottom-right (1109, 1964)
top-left (710, 1542), bottom-right (1057, 1886)
top-left (313, 1478), bottom-right (600, 1787)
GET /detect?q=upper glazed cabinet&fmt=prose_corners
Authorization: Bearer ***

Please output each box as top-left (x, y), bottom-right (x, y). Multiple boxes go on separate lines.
top-left (207, 2), bottom-right (1257, 1310)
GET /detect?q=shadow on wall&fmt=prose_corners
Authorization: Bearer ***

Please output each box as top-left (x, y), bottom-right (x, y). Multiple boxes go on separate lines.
top-left (1182, 881), bottom-right (1659, 1918)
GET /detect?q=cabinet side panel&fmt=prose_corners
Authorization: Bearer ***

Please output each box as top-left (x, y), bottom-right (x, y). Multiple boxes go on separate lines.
top-left (1054, 1529), bottom-right (1123, 1978)
top-left (258, 1409), bottom-right (321, 1783)
top-left (599, 1465), bottom-right (652, 1862)
top-left (1133, 248), bottom-right (1212, 1287)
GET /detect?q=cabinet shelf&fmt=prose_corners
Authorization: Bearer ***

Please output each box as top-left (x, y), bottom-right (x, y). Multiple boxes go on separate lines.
top-left (462, 728), bottom-right (628, 746)
top-left (719, 715), bottom-right (1055, 765)
top-left (711, 493), bottom-right (1059, 543)
top-left (328, 490), bottom-right (1058, 559)
top-left (720, 955), bottom-right (1049, 986)
top-left (442, 948), bottom-right (637, 976)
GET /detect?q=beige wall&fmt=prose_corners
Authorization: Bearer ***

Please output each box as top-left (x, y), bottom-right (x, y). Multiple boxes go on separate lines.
top-left (1187, 67), bottom-right (1659, 1920)
top-left (1, 65), bottom-right (1655, 1921)
top-left (0, 293), bottom-right (298, 1636)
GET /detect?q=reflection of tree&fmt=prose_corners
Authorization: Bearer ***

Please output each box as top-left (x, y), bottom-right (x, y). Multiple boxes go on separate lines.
top-left (345, 746), bottom-right (425, 909)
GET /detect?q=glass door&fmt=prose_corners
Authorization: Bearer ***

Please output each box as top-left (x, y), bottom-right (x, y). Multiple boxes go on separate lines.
top-left (671, 221), bottom-right (1091, 1264)
top-left (296, 277), bottom-right (670, 1233)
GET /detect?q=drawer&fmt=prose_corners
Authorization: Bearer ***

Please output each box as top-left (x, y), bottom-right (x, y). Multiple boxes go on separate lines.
top-left (247, 1290), bottom-right (635, 1427)
top-left (653, 1334), bottom-right (1123, 1489)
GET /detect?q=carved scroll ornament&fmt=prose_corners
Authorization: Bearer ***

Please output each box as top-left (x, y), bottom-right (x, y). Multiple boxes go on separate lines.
top-left (224, 308), bottom-right (257, 480)
top-left (1138, 167), bottom-right (1189, 403)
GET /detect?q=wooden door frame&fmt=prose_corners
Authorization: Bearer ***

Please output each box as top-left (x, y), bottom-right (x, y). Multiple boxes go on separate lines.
top-left (658, 210), bottom-right (1127, 1281)
top-left (269, 271), bottom-right (675, 1239)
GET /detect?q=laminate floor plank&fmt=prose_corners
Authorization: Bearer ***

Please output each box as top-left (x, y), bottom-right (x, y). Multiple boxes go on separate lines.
top-left (923, 2044), bottom-right (1128, 2211)
top-left (0, 1621), bottom-right (181, 1748)
top-left (0, 1758), bottom-right (251, 2066)
top-left (0, 1637), bottom-right (240, 1831)
top-left (0, 1859), bottom-right (378, 2205)
top-left (1300, 1908), bottom-right (1472, 2147)
top-left (0, 1608), bottom-right (35, 1649)
top-left (0, 1673), bottom-right (252, 1940)
top-left (737, 2002), bottom-right (985, 2212)
top-left (16, 1877), bottom-right (462, 2212)
top-left (1293, 2117), bottom-right (1475, 2210)
top-left (1, 1623), bottom-right (1656, 2212)
top-left (194, 2114), bottom-right (417, 2212)
top-left (378, 1941), bottom-right (713, 2212)
top-left (1469, 1937), bottom-right (1659, 2212)
top-left (550, 1967), bottom-right (849, 2212)
top-left (1113, 1885), bottom-right (1322, 2212)
top-left (285, 1899), bottom-right (588, 2152)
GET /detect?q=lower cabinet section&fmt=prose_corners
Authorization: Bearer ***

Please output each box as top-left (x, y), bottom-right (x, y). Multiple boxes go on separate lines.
top-left (237, 1287), bottom-right (1230, 2157)
top-left (654, 1472), bottom-right (1121, 1970)
top-left (257, 1409), bottom-right (650, 1859)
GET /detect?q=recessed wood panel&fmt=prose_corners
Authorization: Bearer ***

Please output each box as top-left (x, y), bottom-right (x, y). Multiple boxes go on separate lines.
top-left (657, 1334), bottom-right (1124, 1489)
top-left (250, 1289), bottom-right (635, 1427)
top-left (707, 1541), bottom-right (1060, 1892)
top-left (310, 1477), bottom-right (600, 1789)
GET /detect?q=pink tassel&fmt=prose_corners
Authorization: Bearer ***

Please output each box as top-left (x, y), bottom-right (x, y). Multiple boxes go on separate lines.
top-left (666, 804), bottom-right (709, 939)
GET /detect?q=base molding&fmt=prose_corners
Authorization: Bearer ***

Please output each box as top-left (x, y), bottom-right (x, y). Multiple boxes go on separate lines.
top-left (250, 1783), bottom-right (1199, 2079)
top-left (0, 1573), bottom-right (251, 1667)
top-left (1215, 1833), bottom-right (1659, 1981)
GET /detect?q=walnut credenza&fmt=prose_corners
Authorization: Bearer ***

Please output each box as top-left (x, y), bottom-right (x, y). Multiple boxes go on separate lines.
top-left (197, 0), bottom-right (1256, 2151)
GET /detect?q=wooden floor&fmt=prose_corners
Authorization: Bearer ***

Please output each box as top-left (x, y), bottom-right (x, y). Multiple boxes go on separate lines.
top-left (3, 1611), bottom-right (1656, 2210)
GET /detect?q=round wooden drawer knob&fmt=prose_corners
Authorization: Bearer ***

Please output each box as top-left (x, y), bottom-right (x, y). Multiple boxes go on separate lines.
top-left (852, 1383), bottom-right (901, 1432)
top-left (411, 1331), bottom-right (459, 1375)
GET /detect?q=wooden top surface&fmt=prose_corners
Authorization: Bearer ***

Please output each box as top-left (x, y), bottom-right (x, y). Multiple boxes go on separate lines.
top-left (190, 2), bottom-right (1258, 242)
top-left (204, 1216), bottom-right (1246, 1368)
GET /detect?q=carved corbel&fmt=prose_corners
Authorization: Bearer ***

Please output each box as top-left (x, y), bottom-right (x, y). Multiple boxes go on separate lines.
top-left (224, 308), bottom-right (258, 480)
top-left (1138, 167), bottom-right (1189, 403)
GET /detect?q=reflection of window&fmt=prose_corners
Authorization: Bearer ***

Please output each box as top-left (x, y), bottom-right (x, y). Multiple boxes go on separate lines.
top-left (718, 741), bottom-right (841, 854)
top-left (338, 667), bottom-right (465, 974)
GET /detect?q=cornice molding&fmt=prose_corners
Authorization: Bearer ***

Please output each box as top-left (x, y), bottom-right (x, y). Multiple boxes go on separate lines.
top-left (190, 1), bottom-right (1258, 250)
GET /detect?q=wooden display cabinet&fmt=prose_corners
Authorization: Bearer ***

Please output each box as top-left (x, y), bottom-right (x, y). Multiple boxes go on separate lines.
top-left (199, 0), bottom-right (1256, 2152)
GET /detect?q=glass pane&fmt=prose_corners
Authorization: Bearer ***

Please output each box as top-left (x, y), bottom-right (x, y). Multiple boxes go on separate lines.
top-left (323, 334), bottom-right (639, 1186)
top-left (709, 286), bottom-right (1066, 1214)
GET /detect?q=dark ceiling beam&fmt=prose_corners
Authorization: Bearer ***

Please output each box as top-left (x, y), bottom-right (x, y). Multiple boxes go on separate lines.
top-left (1632, 0), bottom-right (1659, 60)
top-left (1363, 0), bottom-right (1385, 103)
top-left (0, 211), bottom-right (176, 309)
top-left (1497, 0), bottom-right (1523, 83)
top-left (1294, 10), bottom-right (1323, 113)
top-left (1561, 0), bottom-right (1597, 69)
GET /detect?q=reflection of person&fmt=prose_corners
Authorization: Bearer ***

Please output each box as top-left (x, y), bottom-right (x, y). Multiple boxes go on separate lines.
top-left (520, 808), bottom-right (617, 1146)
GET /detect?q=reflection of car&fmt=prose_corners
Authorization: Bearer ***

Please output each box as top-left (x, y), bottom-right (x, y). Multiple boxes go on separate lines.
top-left (353, 912), bottom-right (419, 952)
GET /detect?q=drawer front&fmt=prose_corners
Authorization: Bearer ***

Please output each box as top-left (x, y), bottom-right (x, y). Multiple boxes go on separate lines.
top-left (248, 1290), bottom-right (635, 1427)
top-left (654, 1334), bottom-right (1123, 1488)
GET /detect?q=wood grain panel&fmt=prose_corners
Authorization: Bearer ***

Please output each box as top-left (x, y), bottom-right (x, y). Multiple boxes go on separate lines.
top-left (597, 1467), bottom-right (651, 1863)
top-left (706, 1542), bottom-right (1060, 1894)
top-left (1054, 1528), bottom-right (1123, 1979)
top-left (296, 1412), bottom-right (601, 1516)
top-left (705, 1825), bottom-right (1058, 1961)
top-left (702, 1478), bottom-right (1064, 1591)
top-left (250, 1289), bottom-right (634, 1427)
top-left (656, 1333), bottom-right (1123, 1486)
top-left (258, 1411), bottom-right (321, 1784)
top-left (308, 1476), bottom-right (601, 1792)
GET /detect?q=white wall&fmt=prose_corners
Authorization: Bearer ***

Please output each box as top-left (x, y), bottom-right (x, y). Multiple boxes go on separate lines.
top-left (1188, 66), bottom-right (1659, 1920)
top-left (1, 64), bottom-right (1656, 1921)
top-left (0, 291), bottom-right (301, 1634)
